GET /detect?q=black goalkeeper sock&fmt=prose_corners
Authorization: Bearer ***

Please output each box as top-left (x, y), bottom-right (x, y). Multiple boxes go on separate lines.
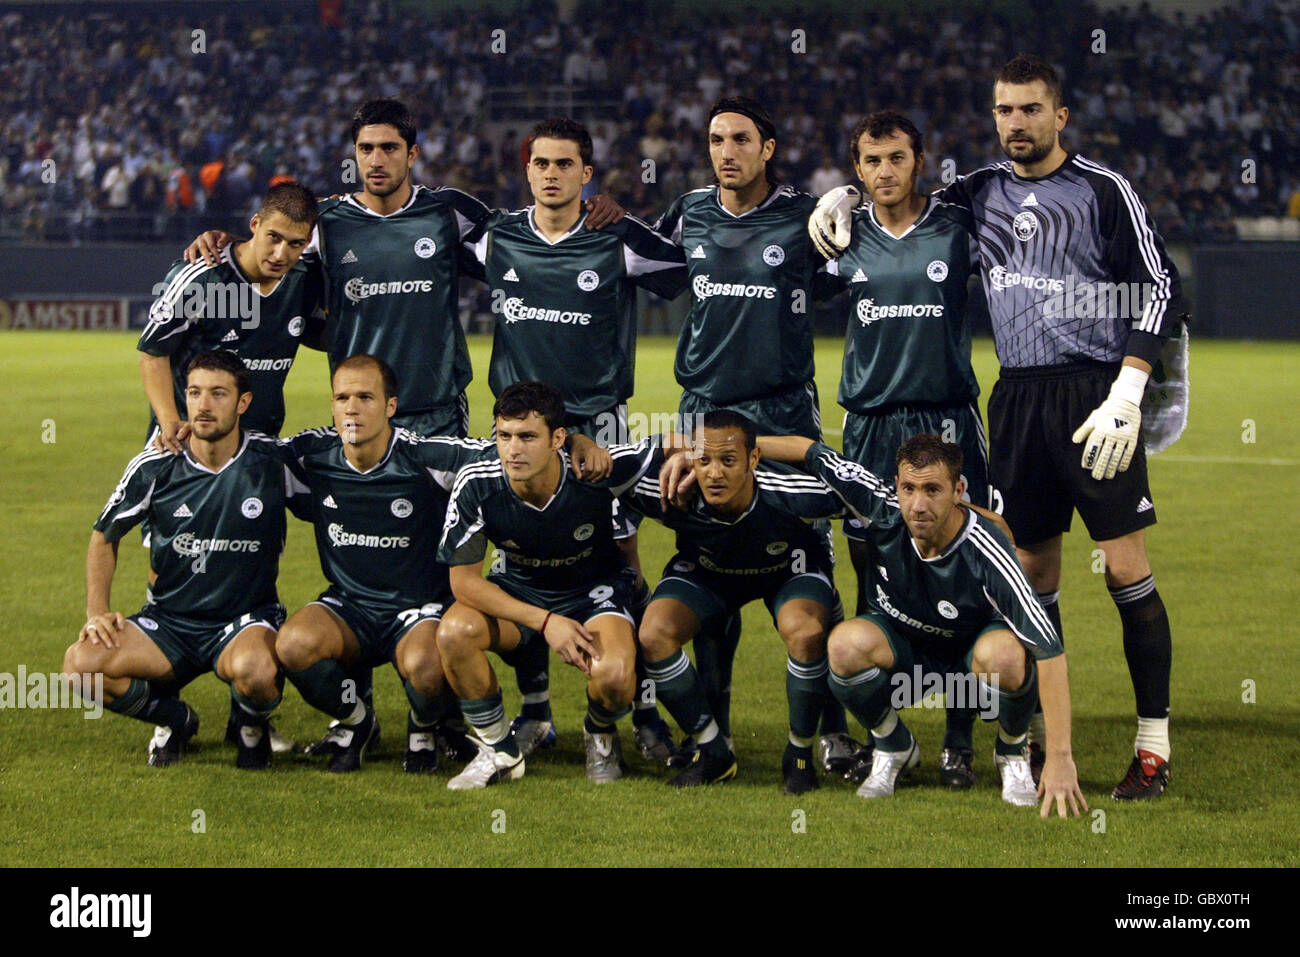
top-left (1111, 576), bottom-right (1172, 718)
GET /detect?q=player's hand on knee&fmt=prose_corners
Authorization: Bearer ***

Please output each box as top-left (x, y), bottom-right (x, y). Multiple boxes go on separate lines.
top-left (569, 434), bottom-right (612, 480)
top-left (584, 194), bottom-right (625, 230)
top-left (1037, 754), bottom-right (1088, 819)
top-left (80, 612), bottom-right (126, 648)
top-left (808, 185), bottom-right (860, 260)
top-left (183, 230), bottom-right (233, 267)
top-left (544, 616), bottom-right (600, 676)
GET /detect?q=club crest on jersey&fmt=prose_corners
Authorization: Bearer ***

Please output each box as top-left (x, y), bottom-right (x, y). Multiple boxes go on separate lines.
top-left (136, 617), bottom-right (158, 631)
top-left (766, 541), bottom-right (788, 555)
top-left (576, 269), bottom-right (599, 291)
top-left (241, 497), bottom-right (263, 519)
top-left (414, 237), bottom-right (437, 258)
top-left (762, 244), bottom-right (785, 266)
top-left (573, 523), bottom-right (595, 541)
top-left (927, 260), bottom-right (949, 282)
top-left (288, 316), bottom-right (304, 337)
top-left (1012, 211), bottom-right (1039, 241)
top-left (391, 498), bottom-right (413, 518)
top-left (937, 600), bottom-right (959, 620)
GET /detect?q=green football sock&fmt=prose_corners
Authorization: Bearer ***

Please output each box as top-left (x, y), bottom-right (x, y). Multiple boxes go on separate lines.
top-left (285, 658), bottom-right (354, 720)
top-left (786, 654), bottom-right (829, 741)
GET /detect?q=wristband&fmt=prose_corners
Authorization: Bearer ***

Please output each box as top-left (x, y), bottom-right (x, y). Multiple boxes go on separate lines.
top-left (540, 612), bottom-right (552, 636)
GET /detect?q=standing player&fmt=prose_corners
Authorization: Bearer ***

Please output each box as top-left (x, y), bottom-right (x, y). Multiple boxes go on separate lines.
top-left (756, 432), bottom-right (1085, 818)
top-left (141, 182), bottom-right (324, 449)
top-left (435, 382), bottom-right (658, 788)
top-left (821, 55), bottom-right (1184, 798)
top-left (809, 111), bottom-right (991, 788)
top-left (463, 116), bottom-right (686, 762)
top-left (654, 96), bottom-right (856, 770)
top-left (626, 410), bottom-right (845, 794)
top-left (62, 351), bottom-right (295, 769)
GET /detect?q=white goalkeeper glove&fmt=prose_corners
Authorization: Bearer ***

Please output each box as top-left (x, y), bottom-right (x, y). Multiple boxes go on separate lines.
top-left (1071, 365), bottom-right (1148, 481)
top-left (808, 185), bottom-right (860, 260)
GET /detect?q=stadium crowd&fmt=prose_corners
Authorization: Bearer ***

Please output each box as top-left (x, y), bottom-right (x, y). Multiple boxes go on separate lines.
top-left (2, 0), bottom-right (1298, 243)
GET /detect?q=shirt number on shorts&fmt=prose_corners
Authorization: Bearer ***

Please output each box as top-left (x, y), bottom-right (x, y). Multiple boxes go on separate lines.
top-left (396, 603), bottom-right (444, 628)
top-left (588, 585), bottom-right (614, 602)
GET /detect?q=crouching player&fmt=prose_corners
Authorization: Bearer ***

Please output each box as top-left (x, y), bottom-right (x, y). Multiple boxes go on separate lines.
top-left (760, 433), bottom-right (1086, 817)
top-left (436, 382), bottom-right (656, 788)
top-left (272, 355), bottom-right (501, 773)
top-left (629, 410), bottom-right (846, 793)
top-left (63, 350), bottom-right (294, 769)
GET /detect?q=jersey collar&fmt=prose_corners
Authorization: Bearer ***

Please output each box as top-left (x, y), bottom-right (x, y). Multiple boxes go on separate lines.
top-left (711, 183), bottom-right (784, 219)
top-left (908, 506), bottom-right (975, 562)
top-left (692, 477), bottom-right (760, 524)
top-left (183, 430), bottom-right (251, 475)
top-left (506, 449), bottom-right (568, 513)
top-left (866, 196), bottom-right (935, 241)
top-left (344, 183), bottom-right (423, 217)
top-left (526, 206), bottom-right (587, 245)
top-left (223, 243), bottom-right (284, 298)
top-left (340, 429), bottom-right (398, 475)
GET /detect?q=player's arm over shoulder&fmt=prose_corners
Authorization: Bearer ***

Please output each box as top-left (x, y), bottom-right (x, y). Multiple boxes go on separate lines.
top-left (962, 501), bottom-right (1014, 547)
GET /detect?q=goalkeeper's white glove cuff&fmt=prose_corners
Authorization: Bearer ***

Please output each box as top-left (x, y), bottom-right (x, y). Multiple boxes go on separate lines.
top-left (1111, 364), bottom-right (1149, 407)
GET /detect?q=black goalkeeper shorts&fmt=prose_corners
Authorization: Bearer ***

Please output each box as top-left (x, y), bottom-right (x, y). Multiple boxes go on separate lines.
top-left (987, 362), bottom-right (1156, 546)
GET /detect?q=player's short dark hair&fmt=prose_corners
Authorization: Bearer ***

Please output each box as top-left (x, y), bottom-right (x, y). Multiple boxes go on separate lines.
top-left (849, 110), bottom-right (924, 166)
top-left (185, 349), bottom-right (250, 396)
top-left (257, 181), bottom-right (319, 229)
top-left (494, 381), bottom-right (566, 432)
top-left (529, 117), bottom-right (594, 168)
top-left (996, 54), bottom-right (1064, 109)
top-left (896, 434), bottom-right (963, 486)
top-left (709, 95), bottom-right (780, 186)
top-left (700, 409), bottom-right (757, 452)
top-left (351, 98), bottom-right (417, 149)
top-left (333, 354), bottom-right (399, 402)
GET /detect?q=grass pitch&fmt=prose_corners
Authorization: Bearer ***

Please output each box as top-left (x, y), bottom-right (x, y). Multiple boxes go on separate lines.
top-left (1, 332), bottom-right (1297, 867)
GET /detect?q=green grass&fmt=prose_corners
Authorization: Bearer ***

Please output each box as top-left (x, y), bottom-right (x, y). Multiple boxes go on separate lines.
top-left (2, 333), bottom-right (1297, 867)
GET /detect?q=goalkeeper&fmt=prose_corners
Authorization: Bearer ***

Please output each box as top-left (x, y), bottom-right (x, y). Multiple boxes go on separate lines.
top-left (812, 55), bottom-right (1187, 801)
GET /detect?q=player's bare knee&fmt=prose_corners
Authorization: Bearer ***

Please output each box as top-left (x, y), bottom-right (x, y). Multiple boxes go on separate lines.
top-left (227, 649), bottom-right (279, 701)
top-left (589, 663), bottom-right (634, 710)
top-left (778, 614), bottom-right (827, 661)
top-left (64, 641), bottom-right (111, 678)
top-left (399, 643), bottom-right (445, 696)
top-left (828, 621), bottom-right (889, 674)
top-left (637, 615), bottom-right (682, 663)
top-left (971, 637), bottom-right (1026, 690)
top-left (434, 608), bottom-right (487, 663)
top-left (274, 620), bottom-right (323, 672)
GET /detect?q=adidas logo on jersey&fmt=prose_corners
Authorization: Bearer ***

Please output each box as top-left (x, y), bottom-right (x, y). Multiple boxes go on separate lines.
top-left (850, 269), bottom-right (868, 283)
top-left (503, 268), bottom-right (520, 282)
top-left (173, 503), bottom-right (193, 518)
top-left (221, 329), bottom-right (239, 342)
top-left (1136, 497), bottom-right (1154, 513)
top-left (340, 249), bottom-right (358, 264)
top-left (321, 495), bottom-right (338, 509)
top-left (689, 245), bottom-right (706, 259)
top-left (1020, 192), bottom-right (1039, 207)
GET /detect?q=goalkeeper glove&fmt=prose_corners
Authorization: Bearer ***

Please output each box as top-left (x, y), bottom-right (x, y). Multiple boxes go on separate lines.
top-left (808, 185), bottom-right (860, 260)
top-left (1071, 365), bottom-right (1148, 481)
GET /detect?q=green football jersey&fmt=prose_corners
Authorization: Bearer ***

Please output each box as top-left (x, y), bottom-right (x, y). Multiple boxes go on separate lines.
top-left (802, 442), bottom-right (1061, 658)
top-left (622, 450), bottom-right (838, 576)
top-left (94, 433), bottom-right (290, 622)
top-left (309, 185), bottom-right (493, 416)
top-left (830, 198), bottom-right (980, 411)
top-left (280, 426), bottom-right (497, 612)
top-left (656, 185), bottom-right (823, 403)
top-left (439, 440), bottom-right (657, 596)
top-left (469, 208), bottom-right (686, 420)
top-left (139, 245), bottom-right (324, 435)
